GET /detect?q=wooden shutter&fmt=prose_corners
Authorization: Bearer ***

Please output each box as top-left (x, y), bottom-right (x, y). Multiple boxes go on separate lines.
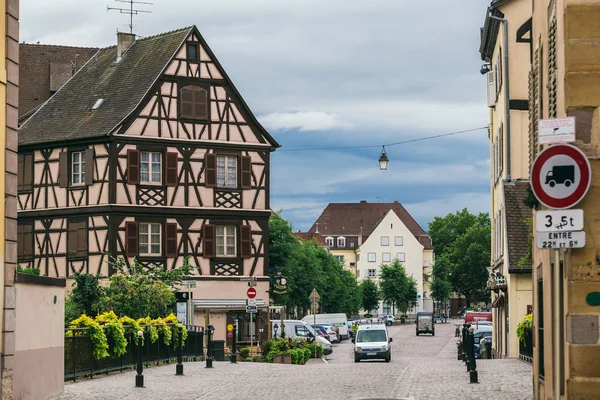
top-left (67, 220), bottom-right (77, 257)
top-left (204, 153), bottom-right (216, 188)
top-left (127, 149), bottom-right (140, 185)
top-left (180, 86), bottom-right (193, 118)
top-left (165, 223), bottom-right (177, 257)
top-left (17, 154), bottom-right (23, 192)
top-left (166, 152), bottom-right (178, 187)
top-left (23, 153), bottom-right (33, 191)
top-left (203, 224), bottom-right (215, 257)
top-left (241, 156), bottom-right (252, 189)
top-left (240, 225), bottom-right (252, 259)
top-left (85, 148), bottom-right (95, 185)
top-left (125, 221), bottom-right (138, 257)
top-left (77, 220), bottom-right (87, 257)
top-left (59, 151), bottom-right (68, 188)
top-left (193, 87), bottom-right (208, 119)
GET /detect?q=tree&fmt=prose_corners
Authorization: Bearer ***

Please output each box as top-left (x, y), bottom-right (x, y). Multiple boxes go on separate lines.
top-left (428, 209), bottom-right (491, 304)
top-left (430, 260), bottom-right (452, 313)
top-left (379, 260), bottom-right (418, 315)
top-left (360, 279), bottom-right (380, 313)
top-left (70, 272), bottom-right (103, 316)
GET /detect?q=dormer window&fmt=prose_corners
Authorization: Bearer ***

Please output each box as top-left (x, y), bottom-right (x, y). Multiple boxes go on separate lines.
top-left (337, 237), bottom-right (346, 248)
top-left (325, 237), bottom-right (334, 247)
top-left (180, 85), bottom-right (208, 120)
top-left (186, 43), bottom-right (199, 62)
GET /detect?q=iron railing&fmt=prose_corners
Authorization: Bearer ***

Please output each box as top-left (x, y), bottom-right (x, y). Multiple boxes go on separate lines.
top-left (64, 324), bottom-right (204, 381)
top-left (519, 328), bottom-right (533, 363)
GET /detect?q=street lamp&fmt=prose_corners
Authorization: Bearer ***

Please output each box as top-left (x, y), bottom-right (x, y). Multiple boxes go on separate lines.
top-left (379, 146), bottom-right (389, 170)
top-left (273, 323), bottom-right (279, 338)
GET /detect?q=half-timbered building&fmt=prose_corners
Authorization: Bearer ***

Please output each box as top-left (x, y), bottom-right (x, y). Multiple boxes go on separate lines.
top-left (17, 27), bottom-right (280, 343)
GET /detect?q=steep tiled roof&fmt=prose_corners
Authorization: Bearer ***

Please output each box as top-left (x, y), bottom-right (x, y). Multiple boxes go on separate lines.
top-left (292, 232), bottom-right (328, 247)
top-left (504, 181), bottom-right (533, 272)
top-left (19, 27), bottom-right (193, 146)
top-left (19, 44), bottom-right (99, 119)
top-left (308, 201), bottom-right (432, 249)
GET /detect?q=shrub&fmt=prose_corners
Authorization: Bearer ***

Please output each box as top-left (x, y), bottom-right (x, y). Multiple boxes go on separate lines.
top-left (95, 311), bottom-right (127, 357)
top-left (67, 314), bottom-right (109, 360)
top-left (517, 313), bottom-right (533, 342)
top-left (17, 265), bottom-right (41, 276)
top-left (240, 347), bottom-right (251, 359)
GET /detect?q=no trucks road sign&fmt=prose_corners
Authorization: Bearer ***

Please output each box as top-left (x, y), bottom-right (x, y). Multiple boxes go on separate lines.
top-left (530, 144), bottom-right (591, 210)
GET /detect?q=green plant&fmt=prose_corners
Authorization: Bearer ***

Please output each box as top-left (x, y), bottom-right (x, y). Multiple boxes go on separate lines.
top-left (70, 273), bottom-right (103, 317)
top-left (67, 314), bottom-right (109, 359)
top-left (65, 297), bottom-right (84, 327)
top-left (518, 218), bottom-right (533, 268)
top-left (240, 347), bottom-right (251, 359)
top-left (163, 314), bottom-right (188, 347)
top-left (150, 317), bottom-right (172, 346)
top-left (517, 313), bottom-right (533, 342)
top-left (95, 311), bottom-right (127, 357)
top-left (17, 265), bottom-right (40, 276)
top-left (137, 317), bottom-right (159, 343)
top-left (119, 316), bottom-right (143, 344)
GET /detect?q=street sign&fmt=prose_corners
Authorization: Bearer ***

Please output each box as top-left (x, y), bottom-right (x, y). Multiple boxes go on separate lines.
top-left (530, 144), bottom-right (591, 209)
top-left (227, 324), bottom-right (234, 332)
top-left (536, 209), bottom-right (584, 232)
top-left (310, 288), bottom-right (320, 303)
top-left (539, 117), bottom-right (576, 144)
top-left (246, 305), bottom-right (257, 313)
top-left (247, 298), bottom-right (256, 306)
top-left (247, 287), bottom-right (257, 299)
top-left (176, 302), bottom-right (187, 324)
top-left (227, 331), bottom-right (233, 339)
top-left (536, 231), bottom-right (586, 249)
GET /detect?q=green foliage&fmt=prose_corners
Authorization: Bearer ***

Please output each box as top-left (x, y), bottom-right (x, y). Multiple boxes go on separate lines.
top-left (428, 209), bottom-right (491, 303)
top-left (137, 316), bottom-right (159, 343)
top-left (65, 297), bottom-right (84, 327)
top-left (379, 261), bottom-right (417, 313)
top-left (95, 311), bottom-right (127, 357)
top-left (16, 265), bottom-right (41, 275)
top-left (517, 314), bottom-right (533, 342)
top-left (430, 260), bottom-right (452, 302)
top-left (518, 218), bottom-right (533, 268)
top-left (164, 314), bottom-right (188, 347)
top-left (523, 184), bottom-right (540, 210)
top-left (359, 279), bottom-right (380, 312)
top-left (263, 338), bottom-right (322, 364)
top-left (119, 316), bottom-right (143, 344)
top-left (240, 347), bottom-right (251, 359)
top-left (67, 315), bottom-right (110, 360)
top-left (70, 273), bottom-right (103, 317)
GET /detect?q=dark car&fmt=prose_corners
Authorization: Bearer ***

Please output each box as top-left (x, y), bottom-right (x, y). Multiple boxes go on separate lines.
top-left (416, 311), bottom-right (435, 336)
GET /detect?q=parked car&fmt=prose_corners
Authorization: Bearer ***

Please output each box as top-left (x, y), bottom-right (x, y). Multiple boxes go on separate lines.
top-left (302, 313), bottom-right (350, 339)
top-left (416, 311), bottom-right (435, 336)
top-left (271, 320), bottom-right (333, 355)
top-left (381, 315), bottom-right (395, 326)
top-left (473, 326), bottom-right (493, 359)
top-left (464, 311), bottom-right (492, 324)
top-left (319, 325), bottom-right (340, 343)
top-left (352, 324), bottom-right (392, 362)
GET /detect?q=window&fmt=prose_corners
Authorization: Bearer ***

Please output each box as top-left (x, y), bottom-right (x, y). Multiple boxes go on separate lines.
top-left (186, 43), bottom-right (199, 62)
top-left (217, 155), bottom-right (237, 188)
top-left (325, 237), bottom-right (334, 247)
top-left (367, 269), bottom-right (376, 278)
top-left (396, 252), bottom-right (406, 262)
top-left (140, 152), bottom-right (162, 184)
top-left (335, 255), bottom-right (344, 264)
top-left (350, 262), bottom-right (356, 268)
top-left (18, 153), bottom-right (33, 192)
top-left (17, 223), bottom-right (33, 260)
top-left (382, 252), bottom-right (391, 263)
top-left (295, 325), bottom-right (311, 338)
top-left (350, 241), bottom-right (355, 248)
top-left (356, 254), bottom-right (360, 261)
top-left (67, 218), bottom-right (87, 259)
top-left (367, 252), bottom-right (376, 262)
top-left (381, 236), bottom-right (389, 246)
top-left (395, 236), bottom-right (403, 246)
top-left (337, 237), bottom-right (346, 248)
top-left (180, 85), bottom-right (208, 119)
top-left (71, 151), bottom-right (86, 185)
top-left (139, 223), bottom-right (161, 256)
top-left (216, 225), bottom-right (236, 257)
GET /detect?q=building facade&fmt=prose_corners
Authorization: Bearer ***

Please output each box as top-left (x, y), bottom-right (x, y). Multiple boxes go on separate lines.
top-left (479, 0), bottom-right (534, 359)
top-left (308, 201), bottom-right (434, 315)
top-left (528, 0), bottom-right (600, 398)
top-left (17, 27), bottom-right (279, 346)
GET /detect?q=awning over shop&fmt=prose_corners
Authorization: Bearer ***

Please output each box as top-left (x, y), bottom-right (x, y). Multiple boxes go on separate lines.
top-left (193, 299), bottom-right (267, 310)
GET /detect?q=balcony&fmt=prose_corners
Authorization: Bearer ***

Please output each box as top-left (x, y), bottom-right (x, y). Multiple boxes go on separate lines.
top-left (487, 275), bottom-right (507, 293)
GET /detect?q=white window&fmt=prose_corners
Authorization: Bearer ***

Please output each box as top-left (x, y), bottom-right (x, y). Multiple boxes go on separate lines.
top-left (367, 269), bottom-right (376, 278)
top-left (381, 236), bottom-right (389, 246)
top-left (356, 254), bottom-right (360, 261)
top-left (335, 255), bottom-right (344, 264)
top-left (216, 225), bottom-right (236, 256)
top-left (141, 152), bottom-right (162, 184)
top-left (337, 237), bottom-right (346, 247)
top-left (217, 155), bottom-right (237, 188)
top-left (382, 252), bottom-right (391, 262)
top-left (395, 236), bottom-right (403, 246)
top-left (139, 223), bottom-right (161, 256)
top-left (367, 252), bottom-right (376, 262)
top-left (71, 151), bottom-right (86, 185)
top-left (325, 237), bottom-right (334, 247)
top-left (350, 241), bottom-right (355, 248)
top-left (396, 252), bottom-right (406, 262)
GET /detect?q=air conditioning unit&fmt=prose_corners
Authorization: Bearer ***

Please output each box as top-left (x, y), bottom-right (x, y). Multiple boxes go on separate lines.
top-left (487, 71), bottom-right (497, 107)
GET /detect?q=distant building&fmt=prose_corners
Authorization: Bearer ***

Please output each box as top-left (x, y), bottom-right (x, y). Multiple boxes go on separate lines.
top-left (307, 200), bottom-right (434, 314)
top-left (292, 231), bottom-right (329, 249)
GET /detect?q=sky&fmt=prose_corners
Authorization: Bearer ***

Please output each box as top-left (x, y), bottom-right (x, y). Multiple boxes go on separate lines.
top-left (21, 0), bottom-right (492, 232)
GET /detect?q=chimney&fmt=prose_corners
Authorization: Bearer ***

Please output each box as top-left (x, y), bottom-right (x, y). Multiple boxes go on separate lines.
top-left (117, 32), bottom-right (136, 62)
top-left (360, 200), bottom-right (367, 204)
top-left (315, 223), bottom-right (319, 233)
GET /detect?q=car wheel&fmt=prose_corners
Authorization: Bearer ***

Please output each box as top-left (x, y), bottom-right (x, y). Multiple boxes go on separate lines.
top-left (432, 331), bottom-right (435, 336)
top-left (416, 330), bottom-right (419, 336)
top-left (354, 353), bottom-right (361, 363)
top-left (385, 352), bottom-right (391, 362)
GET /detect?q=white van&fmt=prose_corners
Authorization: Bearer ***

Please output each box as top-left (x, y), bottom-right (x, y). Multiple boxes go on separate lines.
top-left (270, 320), bottom-right (333, 355)
top-left (302, 313), bottom-right (349, 339)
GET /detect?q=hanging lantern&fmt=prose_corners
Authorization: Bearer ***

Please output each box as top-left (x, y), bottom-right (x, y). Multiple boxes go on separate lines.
top-left (379, 146), bottom-right (389, 170)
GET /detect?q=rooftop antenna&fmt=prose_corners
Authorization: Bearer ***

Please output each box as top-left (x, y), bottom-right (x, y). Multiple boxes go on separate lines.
top-left (107, 0), bottom-right (153, 34)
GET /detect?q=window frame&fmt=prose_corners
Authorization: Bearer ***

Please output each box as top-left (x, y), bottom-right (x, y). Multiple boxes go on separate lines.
top-left (367, 252), bottom-right (376, 262)
top-left (394, 236), bottom-right (403, 246)
top-left (140, 151), bottom-right (163, 185)
top-left (337, 237), bottom-right (346, 248)
top-left (367, 269), bottom-right (377, 278)
top-left (396, 252), bottom-right (406, 262)
top-left (325, 237), bottom-right (334, 247)
top-left (186, 42), bottom-right (200, 63)
top-left (179, 84), bottom-right (209, 121)
top-left (215, 224), bottom-right (237, 257)
top-left (216, 154), bottom-right (238, 189)
top-left (382, 252), bottom-right (391, 263)
top-left (139, 222), bottom-right (162, 256)
top-left (335, 255), bottom-right (344, 264)
top-left (18, 152), bottom-right (34, 193)
top-left (381, 236), bottom-right (390, 246)
top-left (70, 150), bottom-right (86, 187)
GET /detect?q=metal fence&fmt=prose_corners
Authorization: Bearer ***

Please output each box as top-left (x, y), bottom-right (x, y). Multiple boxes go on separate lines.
top-left (64, 324), bottom-right (204, 382)
top-left (519, 329), bottom-right (533, 363)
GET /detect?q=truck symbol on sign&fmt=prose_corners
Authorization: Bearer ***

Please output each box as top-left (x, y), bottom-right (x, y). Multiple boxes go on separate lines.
top-left (545, 165), bottom-right (575, 188)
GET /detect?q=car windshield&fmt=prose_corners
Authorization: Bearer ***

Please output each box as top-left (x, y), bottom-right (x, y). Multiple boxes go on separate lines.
top-left (356, 330), bottom-right (387, 343)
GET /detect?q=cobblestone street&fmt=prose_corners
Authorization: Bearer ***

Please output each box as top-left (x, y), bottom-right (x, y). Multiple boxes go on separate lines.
top-left (56, 321), bottom-right (533, 400)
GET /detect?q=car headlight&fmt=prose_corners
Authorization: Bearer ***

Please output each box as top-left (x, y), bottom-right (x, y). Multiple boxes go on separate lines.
top-left (355, 346), bottom-right (362, 352)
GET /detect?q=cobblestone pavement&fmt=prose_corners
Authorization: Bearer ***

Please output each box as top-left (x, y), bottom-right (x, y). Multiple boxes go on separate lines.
top-left (56, 320), bottom-right (533, 400)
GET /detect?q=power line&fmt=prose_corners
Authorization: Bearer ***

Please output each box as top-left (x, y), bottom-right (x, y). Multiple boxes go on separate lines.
top-left (277, 126), bottom-right (489, 152)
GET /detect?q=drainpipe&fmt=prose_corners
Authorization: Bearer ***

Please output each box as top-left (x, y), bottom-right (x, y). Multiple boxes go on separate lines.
top-left (489, 10), bottom-right (511, 182)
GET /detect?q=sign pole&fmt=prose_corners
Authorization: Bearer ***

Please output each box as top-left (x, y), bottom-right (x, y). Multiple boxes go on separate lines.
top-left (553, 248), bottom-right (561, 399)
top-left (250, 312), bottom-right (253, 357)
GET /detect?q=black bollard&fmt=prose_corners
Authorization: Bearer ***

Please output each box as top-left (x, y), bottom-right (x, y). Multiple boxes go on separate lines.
top-left (468, 328), bottom-right (479, 383)
top-left (231, 324), bottom-right (237, 364)
top-left (206, 324), bottom-right (214, 368)
top-left (176, 325), bottom-right (184, 376)
top-left (457, 341), bottom-right (463, 360)
top-left (486, 341), bottom-right (492, 359)
top-left (135, 330), bottom-right (144, 388)
top-left (462, 324), bottom-right (469, 364)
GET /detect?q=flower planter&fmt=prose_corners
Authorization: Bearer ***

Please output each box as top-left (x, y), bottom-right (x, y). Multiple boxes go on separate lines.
top-left (273, 353), bottom-right (292, 364)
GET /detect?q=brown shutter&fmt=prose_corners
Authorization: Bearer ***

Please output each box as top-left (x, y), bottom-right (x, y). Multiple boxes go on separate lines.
top-left (126, 221), bottom-right (138, 257)
top-left (24, 224), bottom-right (33, 258)
top-left (203, 224), bottom-right (215, 258)
top-left (85, 148), bottom-right (95, 185)
top-left (59, 151), bottom-right (68, 188)
top-left (77, 220), bottom-right (87, 257)
top-left (204, 153), bottom-right (216, 188)
top-left (241, 225), bottom-right (252, 259)
top-left (180, 86), bottom-right (193, 118)
top-left (17, 154), bottom-right (23, 192)
top-left (127, 149), bottom-right (140, 185)
top-left (241, 156), bottom-right (252, 189)
top-left (193, 87), bottom-right (208, 119)
top-left (166, 152), bottom-right (178, 187)
top-left (24, 153), bottom-right (33, 191)
top-left (165, 223), bottom-right (177, 257)
top-left (67, 220), bottom-right (77, 258)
